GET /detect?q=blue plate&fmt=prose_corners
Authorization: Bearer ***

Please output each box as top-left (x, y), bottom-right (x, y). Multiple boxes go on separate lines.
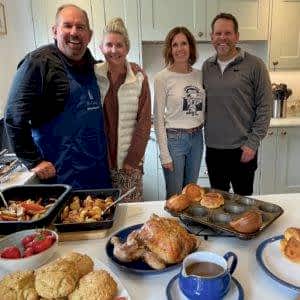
top-left (166, 274), bottom-right (244, 300)
top-left (256, 235), bottom-right (300, 292)
top-left (106, 223), bottom-right (181, 275)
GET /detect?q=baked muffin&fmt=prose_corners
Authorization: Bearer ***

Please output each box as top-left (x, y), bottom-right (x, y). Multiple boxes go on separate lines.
top-left (35, 259), bottom-right (79, 299)
top-left (182, 183), bottom-right (205, 202)
top-left (0, 270), bottom-right (39, 300)
top-left (165, 194), bottom-right (192, 212)
top-left (68, 270), bottom-right (117, 300)
top-left (280, 227), bottom-right (300, 263)
top-left (201, 192), bottom-right (224, 209)
top-left (62, 252), bottom-right (94, 278)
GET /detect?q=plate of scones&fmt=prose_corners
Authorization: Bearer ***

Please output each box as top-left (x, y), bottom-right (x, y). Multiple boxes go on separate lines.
top-left (0, 251), bottom-right (130, 299)
top-left (256, 227), bottom-right (300, 292)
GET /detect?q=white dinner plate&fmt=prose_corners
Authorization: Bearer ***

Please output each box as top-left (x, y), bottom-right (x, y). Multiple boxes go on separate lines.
top-left (256, 235), bottom-right (300, 292)
top-left (166, 274), bottom-right (244, 300)
top-left (0, 254), bottom-right (131, 299)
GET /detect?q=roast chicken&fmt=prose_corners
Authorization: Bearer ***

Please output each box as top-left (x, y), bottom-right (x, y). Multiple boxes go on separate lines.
top-left (111, 214), bottom-right (199, 269)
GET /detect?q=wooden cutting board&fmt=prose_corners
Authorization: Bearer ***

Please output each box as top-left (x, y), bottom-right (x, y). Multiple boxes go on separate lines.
top-left (58, 228), bottom-right (109, 241)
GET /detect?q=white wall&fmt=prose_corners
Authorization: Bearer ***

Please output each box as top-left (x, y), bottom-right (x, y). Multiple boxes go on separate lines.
top-left (0, 0), bottom-right (35, 116)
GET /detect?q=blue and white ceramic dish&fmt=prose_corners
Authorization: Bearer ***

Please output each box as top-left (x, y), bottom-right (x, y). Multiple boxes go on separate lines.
top-left (166, 274), bottom-right (244, 300)
top-left (256, 235), bottom-right (300, 292)
top-left (106, 223), bottom-right (180, 275)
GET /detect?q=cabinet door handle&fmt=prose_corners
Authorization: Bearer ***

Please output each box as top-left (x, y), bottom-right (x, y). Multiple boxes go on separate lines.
top-left (268, 131), bottom-right (274, 136)
top-left (280, 130), bottom-right (287, 136)
top-left (197, 31), bottom-right (203, 37)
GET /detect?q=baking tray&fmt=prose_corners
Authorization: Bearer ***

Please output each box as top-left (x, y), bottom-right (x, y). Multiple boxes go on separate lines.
top-left (165, 188), bottom-right (284, 240)
top-left (53, 188), bottom-right (120, 232)
top-left (0, 184), bottom-right (71, 235)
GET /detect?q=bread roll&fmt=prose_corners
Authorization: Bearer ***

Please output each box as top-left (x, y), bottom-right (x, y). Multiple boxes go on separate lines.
top-left (68, 270), bottom-right (117, 300)
top-left (165, 194), bottom-right (192, 212)
top-left (201, 192), bottom-right (224, 209)
top-left (0, 270), bottom-right (39, 300)
top-left (182, 183), bottom-right (205, 202)
top-left (280, 227), bottom-right (300, 263)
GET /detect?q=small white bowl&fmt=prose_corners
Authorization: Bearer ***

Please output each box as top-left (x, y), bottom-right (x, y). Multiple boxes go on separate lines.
top-left (0, 229), bottom-right (58, 272)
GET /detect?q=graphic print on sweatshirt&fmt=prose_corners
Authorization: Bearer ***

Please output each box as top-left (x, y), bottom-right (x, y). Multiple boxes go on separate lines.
top-left (182, 85), bottom-right (203, 116)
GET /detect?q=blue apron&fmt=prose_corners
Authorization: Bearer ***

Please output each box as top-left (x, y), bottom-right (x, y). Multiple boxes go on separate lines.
top-left (32, 64), bottom-right (111, 189)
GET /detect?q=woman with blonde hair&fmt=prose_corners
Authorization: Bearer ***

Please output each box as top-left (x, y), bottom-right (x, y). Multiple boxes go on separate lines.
top-left (154, 27), bottom-right (205, 198)
top-left (95, 18), bottom-right (151, 202)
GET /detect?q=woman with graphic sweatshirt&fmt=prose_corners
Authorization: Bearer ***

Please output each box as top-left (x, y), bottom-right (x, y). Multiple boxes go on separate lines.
top-left (154, 27), bottom-right (206, 198)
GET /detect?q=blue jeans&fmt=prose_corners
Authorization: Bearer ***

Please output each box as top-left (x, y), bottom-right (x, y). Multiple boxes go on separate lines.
top-left (163, 128), bottom-right (203, 198)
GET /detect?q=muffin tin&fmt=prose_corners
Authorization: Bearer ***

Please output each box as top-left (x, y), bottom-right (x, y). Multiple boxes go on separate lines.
top-left (165, 188), bottom-right (284, 240)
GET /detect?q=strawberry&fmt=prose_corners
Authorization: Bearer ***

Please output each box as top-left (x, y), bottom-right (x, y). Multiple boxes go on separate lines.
top-left (23, 247), bottom-right (34, 258)
top-left (0, 246), bottom-right (21, 259)
top-left (21, 234), bottom-right (37, 248)
top-left (31, 235), bottom-right (54, 254)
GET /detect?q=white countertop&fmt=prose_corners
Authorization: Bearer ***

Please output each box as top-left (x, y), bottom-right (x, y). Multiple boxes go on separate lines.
top-left (51, 194), bottom-right (300, 300)
top-left (270, 117), bottom-right (300, 127)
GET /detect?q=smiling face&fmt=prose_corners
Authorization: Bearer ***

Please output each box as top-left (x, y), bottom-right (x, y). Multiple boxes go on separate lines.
top-left (211, 18), bottom-right (239, 61)
top-left (171, 33), bottom-right (190, 65)
top-left (52, 6), bottom-right (92, 61)
top-left (100, 33), bottom-right (128, 67)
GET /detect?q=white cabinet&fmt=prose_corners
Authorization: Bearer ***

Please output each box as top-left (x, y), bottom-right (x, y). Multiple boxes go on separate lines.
top-left (143, 132), bottom-right (160, 201)
top-left (269, 0), bottom-right (300, 69)
top-left (31, 0), bottom-right (142, 64)
top-left (259, 126), bottom-right (300, 194)
top-left (140, 0), bottom-right (207, 41)
top-left (140, 0), bottom-right (269, 41)
top-left (207, 0), bottom-right (269, 40)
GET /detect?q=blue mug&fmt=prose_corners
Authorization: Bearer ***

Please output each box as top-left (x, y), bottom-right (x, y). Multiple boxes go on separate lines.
top-left (179, 251), bottom-right (238, 300)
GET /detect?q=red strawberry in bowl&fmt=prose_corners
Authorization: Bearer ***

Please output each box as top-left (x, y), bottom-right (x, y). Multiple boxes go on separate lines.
top-left (31, 234), bottom-right (55, 254)
top-left (0, 246), bottom-right (21, 259)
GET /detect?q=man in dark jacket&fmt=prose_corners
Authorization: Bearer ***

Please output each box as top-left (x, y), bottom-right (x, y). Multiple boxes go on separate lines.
top-left (5, 4), bottom-right (111, 189)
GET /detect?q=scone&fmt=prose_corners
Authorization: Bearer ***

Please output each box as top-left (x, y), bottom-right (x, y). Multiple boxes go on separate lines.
top-left (35, 259), bottom-right (79, 299)
top-left (165, 194), bottom-right (192, 212)
top-left (280, 227), bottom-right (300, 263)
top-left (229, 211), bottom-right (263, 234)
top-left (182, 183), bottom-right (205, 202)
top-left (0, 270), bottom-right (39, 300)
top-left (201, 192), bottom-right (224, 209)
top-left (62, 252), bottom-right (94, 278)
top-left (68, 270), bottom-right (118, 300)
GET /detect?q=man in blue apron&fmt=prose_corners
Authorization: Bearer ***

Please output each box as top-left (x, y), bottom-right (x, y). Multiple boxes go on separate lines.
top-left (5, 4), bottom-right (111, 189)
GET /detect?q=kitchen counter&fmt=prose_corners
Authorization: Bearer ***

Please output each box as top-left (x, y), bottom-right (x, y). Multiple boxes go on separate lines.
top-left (50, 194), bottom-right (299, 300)
top-left (270, 117), bottom-right (300, 127)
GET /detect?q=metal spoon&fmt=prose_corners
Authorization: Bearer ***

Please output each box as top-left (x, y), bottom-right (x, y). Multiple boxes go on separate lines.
top-left (102, 187), bottom-right (136, 216)
top-left (0, 189), bottom-right (8, 209)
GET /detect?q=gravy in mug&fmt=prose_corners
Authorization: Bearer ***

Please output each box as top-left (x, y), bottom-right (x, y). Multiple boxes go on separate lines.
top-left (186, 261), bottom-right (224, 277)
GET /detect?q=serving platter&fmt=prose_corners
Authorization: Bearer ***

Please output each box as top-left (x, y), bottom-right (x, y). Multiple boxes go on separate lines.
top-left (106, 223), bottom-right (181, 275)
top-left (256, 235), bottom-right (300, 292)
top-left (0, 254), bottom-right (131, 299)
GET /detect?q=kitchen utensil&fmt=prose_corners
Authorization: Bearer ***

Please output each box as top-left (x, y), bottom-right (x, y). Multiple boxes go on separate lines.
top-left (272, 83), bottom-right (293, 118)
top-left (0, 184), bottom-right (71, 235)
top-left (102, 187), bottom-right (135, 216)
top-left (165, 188), bottom-right (284, 240)
top-left (0, 189), bottom-right (8, 209)
top-left (54, 188), bottom-right (120, 233)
